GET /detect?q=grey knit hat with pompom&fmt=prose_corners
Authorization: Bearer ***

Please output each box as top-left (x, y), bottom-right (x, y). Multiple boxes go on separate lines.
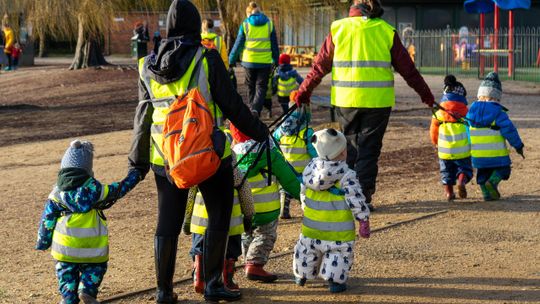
top-left (60, 140), bottom-right (94, 175)
top-left (477, 72), bottom-right (502, 100)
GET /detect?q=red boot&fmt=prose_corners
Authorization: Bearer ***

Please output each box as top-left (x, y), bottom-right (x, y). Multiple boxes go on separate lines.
top-left (444, 185), bottom-right (456, 202)
top-left (457, 173), bottom-right (468, 199)
top-left (193, 254), bottom-right (204, 294)
top-left (223, 259), bottom-right (239, 291)
top-left (245, 262), bottom-right (278, 283)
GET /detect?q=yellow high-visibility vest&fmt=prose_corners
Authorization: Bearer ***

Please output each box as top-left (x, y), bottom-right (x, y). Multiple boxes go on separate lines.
top-left (248, 172), bottom-right (280, 214)
top-left (50, 181), bottom-right (110, 263)
top-left (330, 17), bottom-right (395, 108)
top-left (277, 77), bottom-right (298, 98)
top-left (434, 111), bottom-right (471, 160)
top-left (138, 47), bottom-right (230, 167)
top-left (302, 183), bottom-right (355, 242)
top-left (190, 190), bottom-right (244, 236)
top-left (279, 128), bottom-right (311, 173)
top-left (201, 32), bottom-right (229, 69)
top-left (241, 20), bottom-right (273, 64)
top-left (469, 122), bottom-right (509, 158)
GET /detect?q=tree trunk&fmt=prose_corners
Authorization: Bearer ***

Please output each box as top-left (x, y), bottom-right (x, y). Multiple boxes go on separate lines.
top-left (70, 14), bottom-right (108, 70)
top-left (216, 0), bottom-right (231, 52)
top-left (38, 29), bottom-right (46, 58)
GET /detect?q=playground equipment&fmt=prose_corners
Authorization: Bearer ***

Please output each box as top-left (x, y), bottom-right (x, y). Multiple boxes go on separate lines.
top-left (464, 0), bottom-right (531, 78)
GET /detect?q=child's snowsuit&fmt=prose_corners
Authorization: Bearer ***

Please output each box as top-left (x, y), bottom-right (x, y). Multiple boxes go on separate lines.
top-left (273, 63), bottom-right (303, 113)
top-left (430, 92), bottom-right (473, 185)
top-left (233, 139), bottom-right (300, 264)
top-left (294, 158), bottom-right (370, 284)
top-left (466, 100), bottom-right (523, 185)
top-left (36, 169), bottom-right (141, 304)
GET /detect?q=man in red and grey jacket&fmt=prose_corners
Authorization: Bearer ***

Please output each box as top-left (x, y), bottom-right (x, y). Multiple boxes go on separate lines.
top-left (295, 0), bottom-right (434, 211)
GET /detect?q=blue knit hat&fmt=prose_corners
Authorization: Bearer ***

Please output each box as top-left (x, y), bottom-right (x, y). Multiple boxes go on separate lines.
top-left (477, 72), bottom-right (502, 100)
top-left (61, 140), bottom-right (94, 176)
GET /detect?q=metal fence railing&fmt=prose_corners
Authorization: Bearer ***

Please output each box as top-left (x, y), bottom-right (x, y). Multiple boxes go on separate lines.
top-left (407, 27), bottom-right (540, 82)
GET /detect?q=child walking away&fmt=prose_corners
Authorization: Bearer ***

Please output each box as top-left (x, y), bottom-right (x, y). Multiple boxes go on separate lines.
top-left (430, 75), bottom-right (473, 201)
top-left (11, 42), bottom-right (22, 70)
top-left (36, 140), bottom-right (141, 304)
top-left (274, 54), bottom-right (303, 114)
top-left (230, 124), bottom-right (301, 283)
top-left (294, 128), bottom-right (370, 293)
top-left (466, 72), bottom-right (524, 201)
top-left (185, 155), bottom-right (255, 294)
top-left (273, 99), bottom-right (317, 219)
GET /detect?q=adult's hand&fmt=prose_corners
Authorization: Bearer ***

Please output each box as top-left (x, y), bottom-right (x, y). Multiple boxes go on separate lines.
top-left (422, 95), bottom-right (435, 108)
top-left (295, 89), bottom-right (311, 107)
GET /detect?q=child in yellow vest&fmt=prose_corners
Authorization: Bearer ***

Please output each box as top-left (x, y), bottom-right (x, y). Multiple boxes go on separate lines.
top-left (273, 99), bottom-right (316, 219)
top-left (36, 140), bottom-right (142, 304)
top-left (273, 54), bottom-right (303, 114)
top-left (184, 155), bottom-right (255, 294)
top-left (294, 129), bottom-right (370, 293)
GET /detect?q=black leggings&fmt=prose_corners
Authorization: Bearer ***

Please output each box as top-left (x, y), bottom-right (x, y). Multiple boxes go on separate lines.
top-left (154, 158), bottom-right (234, 237)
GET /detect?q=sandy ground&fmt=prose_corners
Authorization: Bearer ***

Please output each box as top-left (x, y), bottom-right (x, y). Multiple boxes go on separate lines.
top-left (0, 64), bottom-right (539, 303)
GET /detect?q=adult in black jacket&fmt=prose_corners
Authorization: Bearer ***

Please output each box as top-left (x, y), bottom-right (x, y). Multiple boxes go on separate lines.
top-left (128, 1), bottom-right (268, 302)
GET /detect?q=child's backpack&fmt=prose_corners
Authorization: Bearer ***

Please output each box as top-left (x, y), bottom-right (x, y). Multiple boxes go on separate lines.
top-left (201, 37), bottom-right (217, 50)
top-left (161, 53), bottom-right (225, 189)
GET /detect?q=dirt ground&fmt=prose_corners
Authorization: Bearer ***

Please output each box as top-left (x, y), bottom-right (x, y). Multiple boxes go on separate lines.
top-left (0, 62), bottom-right (539, 304)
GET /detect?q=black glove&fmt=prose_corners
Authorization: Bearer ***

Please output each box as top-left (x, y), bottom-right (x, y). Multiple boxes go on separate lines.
top-left (243, 216), bottom-right (253, 234)
top-left (516, 145), bottom-right (525, 159)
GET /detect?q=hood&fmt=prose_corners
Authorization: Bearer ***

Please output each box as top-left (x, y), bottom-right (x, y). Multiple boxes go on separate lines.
top-left (246, 13), bottom-right (270, 26)
top-left (57, 168), bottom-right (91, 191)
top-left (277, 65), bottom-right (294, 80)
top-left (467, 101), bottom-right (505, 127)
top-left (278, 111), bottom-right (308, 136)
top-left (147, 0), bottom-right (201, 84)
top-left (232, 139), bottom-right (275, 156)
top-left (302, 158), bottom-right (348, 191)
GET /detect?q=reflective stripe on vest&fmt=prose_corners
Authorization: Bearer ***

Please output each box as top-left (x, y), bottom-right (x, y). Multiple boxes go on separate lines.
top-left (469, 125), bottom-right (509, 158)
top-left (436, 120), bottom-right (471, 160)
top-left (138, 48), bottom-right (230, 167)
top-left (277, 77), bottom-right (298, 98)
top-left (51, 209), bottom-right (109, 263)
top-left (280, 128), bottom-right (311, 172)
top-left (302, 185), bottom-right (355, 242)
top-left (190, 190), bottom-right (244, 236)
top-left (242, 20), bottom-right (273, 64)
top-left (248, 173), bottom-right (280, 214)
top-left (330, 17), bottom-right (395, 108)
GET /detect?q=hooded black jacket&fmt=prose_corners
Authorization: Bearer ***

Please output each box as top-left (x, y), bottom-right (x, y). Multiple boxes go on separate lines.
top-left (129, 0), bottom-right (269, 177)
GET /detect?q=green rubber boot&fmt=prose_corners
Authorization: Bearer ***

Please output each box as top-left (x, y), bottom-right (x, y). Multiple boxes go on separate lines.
top-left (480, 184), bottom-right (493, 201)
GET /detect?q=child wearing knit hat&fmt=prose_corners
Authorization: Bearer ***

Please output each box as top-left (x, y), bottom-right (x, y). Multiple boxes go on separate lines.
top-left (293, 128), bottom-right (370, 293)
top-left (430, 75), bottom-right (473, 201)
top-left (36, 140), bottom-right (142, 304)
top-left (466, 72), bottom-right (525, 201)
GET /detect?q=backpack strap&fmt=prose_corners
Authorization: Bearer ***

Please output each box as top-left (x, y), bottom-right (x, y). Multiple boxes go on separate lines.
top-left (188, 48), bottom-right (219, 126)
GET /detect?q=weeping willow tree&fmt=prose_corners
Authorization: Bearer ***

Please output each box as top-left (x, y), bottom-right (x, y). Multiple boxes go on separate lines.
top-left (0, 0), bottom-right (166, 69)
top-left (192, 0), bottom-right (347, 50)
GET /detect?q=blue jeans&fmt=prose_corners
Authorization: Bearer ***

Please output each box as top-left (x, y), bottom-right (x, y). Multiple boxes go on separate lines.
top-left (55, 261), bottom-right (107, 304)
top-left (476, 166), bottom-right (511, 185)
top-left (439, 158), bottom-right (473, 185)
top-left (190, 233), bottom-right (242, 261)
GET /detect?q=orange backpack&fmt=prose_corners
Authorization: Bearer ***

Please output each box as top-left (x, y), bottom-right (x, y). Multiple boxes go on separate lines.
top-left (161, 52), bottom-right (225, 189)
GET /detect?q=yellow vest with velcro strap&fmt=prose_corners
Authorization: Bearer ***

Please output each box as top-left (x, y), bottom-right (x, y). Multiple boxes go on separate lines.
top-left (277, 77), bottom-right (298, 98)
top-left (280, 128), bottom-right (311, 172)
top-left (242, 20), bottom-right (273, 64)
top-left (248, 173), bottom-right (280, 214)
top-left (469, 122), bottom-right (509, 158)
top-left (434, 111), bottom-right (470, 160)
top-left (138, 48), bottom-right (230, 167)
top-left (302, 184), bottom-right (355, 242)
top-left (190, 190), bottom-right (244, 236)
top-left (50, 181), bottom-right (110, 263)
top-left (330, 17), bottom-right (395, 108)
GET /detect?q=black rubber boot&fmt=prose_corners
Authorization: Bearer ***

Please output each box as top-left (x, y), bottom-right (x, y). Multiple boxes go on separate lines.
top-left (203, 230), bottom-right (241, 302)
top-left (155, 236), bottom-right (179, 304)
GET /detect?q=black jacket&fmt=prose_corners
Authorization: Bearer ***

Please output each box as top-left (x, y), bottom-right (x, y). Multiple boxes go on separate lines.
top-left (129, 45), bottom-right (268, 178)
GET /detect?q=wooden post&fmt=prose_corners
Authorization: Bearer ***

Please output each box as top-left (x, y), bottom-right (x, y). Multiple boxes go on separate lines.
top-left (508, 10), bottom-right (514, 78)
top-left (494, 4), bottom-right (499, 73)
